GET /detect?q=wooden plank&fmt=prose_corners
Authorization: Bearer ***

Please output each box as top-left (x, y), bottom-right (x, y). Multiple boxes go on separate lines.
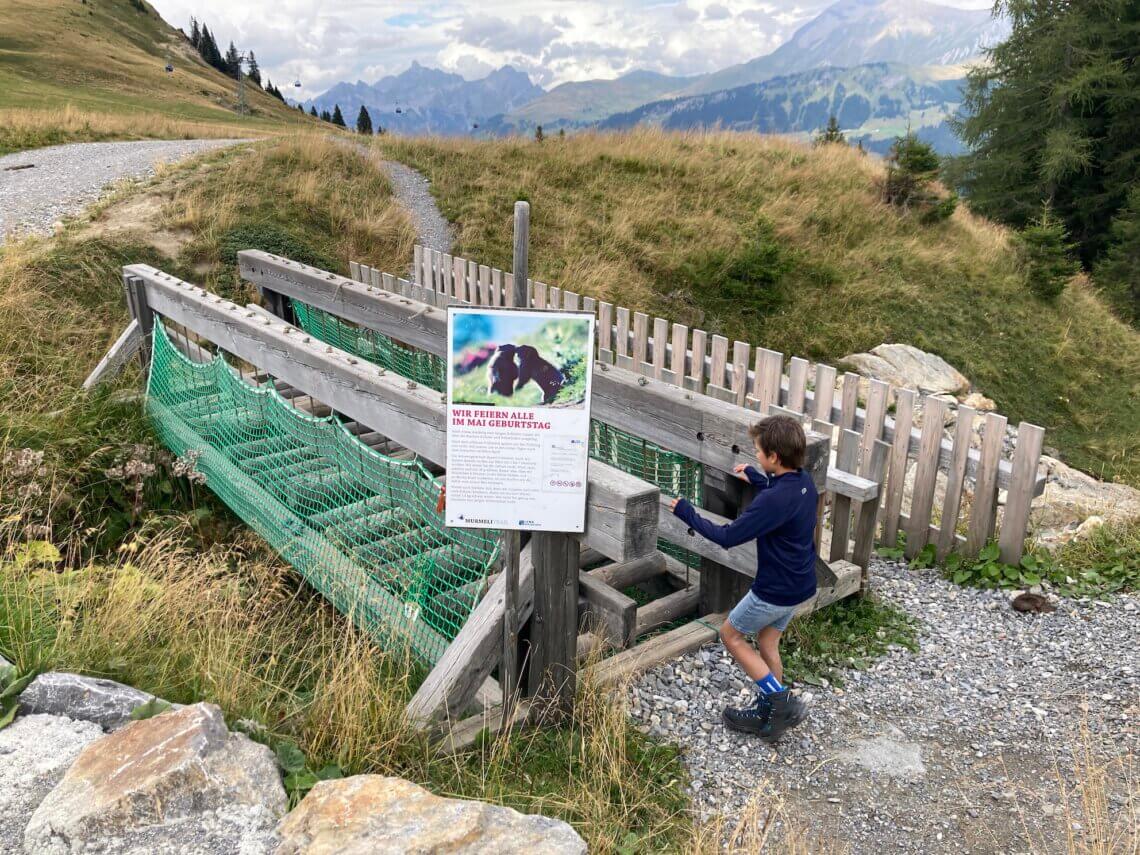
top-left (83, 319), bottom-right (142, 390)
top-left (882, 387), bottom-right (915, 546)
top-left (529, 532), bottom-right (578, 718)
top-left (630, 311), bottom-right (649, 374)
top-left (652, 317), bottom-right (668, 380)
top-left (466, 260), bottom-right (478, 304)
top-left (587, 552), bottom-right (666, 589)
top-left (829, 429), bottom-right (861, 563)
top-left (826, 468), bottom-right (879, 501)
top-left (615, 306), bottom-right (631, 369)
top-left (731, 341), bottom-right (750, 407)
top-left (505, 273), bottom-right (518, 308)
top-left (586, 614), bottom-right (725, 689)
top-left (584, 461), bottom-right (660, 563)
top-left (423, 249), bottom-right (434, 295)
top-left (350, 260), bottom-right (362, 282)
top-left (431, 249), bottom-right (444, 294)
top-left (582, 296), bottom-right (596, 314)
top-left (438, 700), bottom-right (532, 756)
top-left (370, 268), bottom-right (382, 289)
top-left (407, 545), bottom-right (535, 726)
top-left (453, 257), bottom-right (467, 302)
top-left (665, 323), bottom-right (687, 387)
top-left (905, 396), bottom-right (950, 559)
top-left (852, 439), bottom-right (890, 576)
top-left (441, 254), bottom-right (453, 300)
top-left (813, 364), bottom-right (837, 423)
top-left (748, 348), bottom-right (782, 413)
top-left (579, 571), bottom-right (637, 648)
top-left (491, 268), bottom-right (504, 307)
top-left (998, 422), bottom-right (1045, 565)
top-left (477, 265), bottom-right (491, 305)
top-left (597, 301), bottom-right (614, 363)
top-left (686, 329), bottom-right (707, 393)
top-left (549, 286), bottom-right (562, 309)
top-left (501, 531), bottom-right (520, 711)
top-left (839, 372), bottom-right (860, 430)
top-left (786, 357), bottom-right (809, 414)
top-left (634, 586), bottom-right (699, 637)
top-left (533, 281), bottom-right (548, 309)
top-left (707, 335), bottom-right (730, 400)
top-left (563, 290), bottom-right (580, 311)
top-left (860, 379), bottom-right (891, 473)
top-left (792, 559), bottom-right (861, 617)
top-left (513, 200), bottom-right (529, 302)
top-left (937, 406), bottom-right (975, 561)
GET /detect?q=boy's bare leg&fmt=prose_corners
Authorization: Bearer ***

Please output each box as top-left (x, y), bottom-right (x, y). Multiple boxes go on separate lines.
top-left (720, 620), bottom-right (772, 682)
top-left (756, 626), bottom-right (783, 683)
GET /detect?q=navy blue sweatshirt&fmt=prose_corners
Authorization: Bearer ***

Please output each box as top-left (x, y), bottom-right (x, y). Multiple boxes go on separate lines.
top-left (673, 467), bottom-right (818, 607)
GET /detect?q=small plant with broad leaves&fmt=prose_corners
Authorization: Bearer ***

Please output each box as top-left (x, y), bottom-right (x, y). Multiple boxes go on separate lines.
top-left (276, 740), bottom-right (344, 807)
top-left (129, 697), bottom-right (173, 721)
top-left (0, 662), bottom-right (36, 730)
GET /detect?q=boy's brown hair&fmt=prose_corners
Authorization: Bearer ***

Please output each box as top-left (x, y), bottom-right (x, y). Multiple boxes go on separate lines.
top-left (748, 416), bottom-right (806, 469)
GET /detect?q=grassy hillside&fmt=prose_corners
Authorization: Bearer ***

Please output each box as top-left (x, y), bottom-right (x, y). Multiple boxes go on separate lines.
top-left (377, 130), bottom-right (1140, 487)
top-left (0, 0), bottom-right (312, 153)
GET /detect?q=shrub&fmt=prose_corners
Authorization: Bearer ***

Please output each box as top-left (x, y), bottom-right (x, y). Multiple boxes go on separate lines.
top-left (881, 131), bottom-right (957, 223)
top-left (1094, 186), bottom-right (1140, 327)
top-left (813, 115), bottom-right (846, 147)
top-left (1016, 205), bottom-right (1079, 301)
top-left (218, 223), bottom-right (337, 272)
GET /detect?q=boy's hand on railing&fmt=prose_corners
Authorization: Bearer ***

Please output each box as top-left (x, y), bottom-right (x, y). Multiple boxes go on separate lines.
top-left (669, 496), bottom-right (681, 512)
top-left (732, 463), bottom-right (751, 482)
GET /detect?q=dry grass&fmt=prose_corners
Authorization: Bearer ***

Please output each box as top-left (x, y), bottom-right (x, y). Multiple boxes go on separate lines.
top-left (378, 129), bottom-right (1140, 487)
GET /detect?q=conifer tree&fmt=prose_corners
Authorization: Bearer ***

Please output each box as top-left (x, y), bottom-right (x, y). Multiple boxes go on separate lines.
top-left (246, 51), bottom-right (261, 87)
top-left (356, 105), bottom-right (373, 135)
top-left (1017, 205), bottom-right (1079, 301)
top-left (1094, 187), bottom-right (1140, 325)
top-left (189, 17), bottom-right (200, 49)
top-left (309, 106), bottom-right (318, 118)
top-left (952, 0), bottom-right (1140, 267)
top-left (814, 115), bottom-right (845, 146)
top-left (320, 109), bottom-right (331, 123)
top-left (331, 105), bottom-right (346, 127)
top-left (224, 41), bottom-right (242, 79)
top-left (535, 124), bottom-right (544, 143)
top-left (558, 128), bottom-right (565, 140)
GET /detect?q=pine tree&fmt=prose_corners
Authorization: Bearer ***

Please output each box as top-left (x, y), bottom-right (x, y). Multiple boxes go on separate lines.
top-left (1017, 205), bottom-right (1079, 301)
top-left (246, 51), bottom-right (261, 87)
top-left (952, 0), bottom-right (1140, 267)
top-left (331, 105), bottom-right (346, 127)
top-left (189, 17), bottom-right (200, 50)
top-left (535, 124), bottom-right (544, 143)
top-left (1094, 187), bottom-right (1140, 325)
top-left (198, 25), bottom-right (223, 71)
top-left (558, 128), bottom-right (565, 140)
top-left (309, 106), bottom-right (318, 118)
top-left (356, 105), bottom-right (373, 135)
top-left (224, 41), bottom-right (241, 79)
top-left (882, 130), bottom-right (957, 223)
top-left (320, 109), bottom-right (331, 123)
top-left (814, 115), bottom-right (846, 146)
top-left (297, 103), bottom-right (304, 113)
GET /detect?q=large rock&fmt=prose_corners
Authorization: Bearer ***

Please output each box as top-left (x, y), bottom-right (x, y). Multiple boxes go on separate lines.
top-left (0, 714), bottom-right (104, 853)
top-left (24, 702), bottom-right (286, 855)
top-left (18, 672), bottom-right (163, 732)
top-left (843, 343), bottom-right (970, 397)
top-left (1031, 455), bottom-right (1140, 547)
top-left (274, 775), bottom-right (587, 855)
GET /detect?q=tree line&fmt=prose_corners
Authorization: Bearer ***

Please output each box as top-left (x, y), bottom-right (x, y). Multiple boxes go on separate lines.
top-left (188, 18), bottom-right (287, 102)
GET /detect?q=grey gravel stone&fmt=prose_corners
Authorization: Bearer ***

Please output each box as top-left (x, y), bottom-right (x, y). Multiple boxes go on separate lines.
top-left (0, 714), bottom-right (103, 853)
top-left (18, 672), bottom-right (167, 732)
top-left (376, 159), bottom-right (453, 254)
top-left (0, 139), bottom-right (247, 245)
top-left (626, 556), bottom-right (1139, 853)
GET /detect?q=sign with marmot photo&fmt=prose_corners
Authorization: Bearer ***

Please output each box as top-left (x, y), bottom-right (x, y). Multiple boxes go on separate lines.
top-left (445, 307), bottom-right (595, 532)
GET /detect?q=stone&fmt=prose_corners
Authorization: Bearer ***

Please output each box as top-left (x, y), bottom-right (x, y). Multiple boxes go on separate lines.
top-left (1032, 455), bottom-right (1140, 533)
top-left (0, 652), bottom-right (12, 670)
top-left (18, 672), bottom-right (163, 732)
top-left (961, 391), bottom-right (996, 412)
top-left (0, 714), bottom-right (103, 854)
top-left (24, 702), bottom-right (286, 855)
top-left (842, 343), bottom-right (970, 397)
top-left (273, 775), bottom-right (587, 855)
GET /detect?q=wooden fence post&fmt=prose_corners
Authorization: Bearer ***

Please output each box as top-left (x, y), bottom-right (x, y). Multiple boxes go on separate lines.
top-left (998, 422), bottom-right (1045, 565)
top-left (528, 532), bottom-right (578, 719)
top-left (513, 201), bottom-right (529, 304)
top-left (122, 272), bottom-right (154, 369)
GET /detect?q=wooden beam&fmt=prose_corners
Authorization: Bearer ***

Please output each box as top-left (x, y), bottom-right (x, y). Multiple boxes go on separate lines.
top-left (438, 700), bottom-right (533, 756)
top-left (586, 552), bottom-right (666, 589)
top-left (998, 421), bottom-right (1045, 565)
top-left (529, 532), bottom-right (578, 719)
top-left (826, 468), bottom-right (879, 502)
top-left (134, 266), bottom-right (654, 562)
top-left (407, 545), bottom-right (535, 727)
top-left (579, 572), bottom-right (637, 648)
top-left (587, 614), bottom-right (725, 689)
top-left (83, 319), bottom-right (142, 390)
top-left (634, 586), bottom-right (699, 637)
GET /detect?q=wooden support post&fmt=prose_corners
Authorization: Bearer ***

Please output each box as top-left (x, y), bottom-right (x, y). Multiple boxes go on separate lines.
top-left (998, 422), bottom-right (1045, 565)
top-left (905, 396), bottom-right (949, 559)
top-left (829, 429), bottom-right (861, 563)
top-left (122, 273), bottom-right (154, 369)
top-left (882, 388), bottom-right (915, 546)
top-left (513, 201), bottom-right (529, 301)
top-left (852, 439), bottom-right (890, 586)
top-left (501, 530), bottom-right (521, 720)
top-left (937, 406), bottom-right (975, 561)
top-left (528, 532), bottom-right (578, 719)
top-left (966, 412), bottom-right (1008, 557)
top-left (579, 571), bottom-right (637, 648)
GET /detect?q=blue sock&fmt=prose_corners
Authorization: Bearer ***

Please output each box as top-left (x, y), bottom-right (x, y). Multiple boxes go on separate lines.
top-left (756, 673), bottom-right (784, 694)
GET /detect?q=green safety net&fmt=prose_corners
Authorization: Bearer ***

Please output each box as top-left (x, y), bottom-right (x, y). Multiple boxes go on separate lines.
top-left (292, 301), bottom-right (704, 567)
top-left (146, 321), bottom-right (499, 665)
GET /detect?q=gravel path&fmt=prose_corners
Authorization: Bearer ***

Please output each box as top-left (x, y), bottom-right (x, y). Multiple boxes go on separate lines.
top-left (0, 139), bottom-right (247, 245)
top-left (628, 557), bottom-right (1138, 852)
top-left (377, 158), bottom-right (454, 253)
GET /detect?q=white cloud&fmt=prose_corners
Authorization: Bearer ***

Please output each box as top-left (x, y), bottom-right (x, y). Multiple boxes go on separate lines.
top-left (148, 0), bottom-right (999, 97)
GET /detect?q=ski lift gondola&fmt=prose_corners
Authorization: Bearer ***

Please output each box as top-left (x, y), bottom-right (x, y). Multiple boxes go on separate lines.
top-left (394, 98), bottom-right (403, 115)
top-left (165, 63), bottom-right (174, 73)
top-left (293, 80), bottom-right (302, 88)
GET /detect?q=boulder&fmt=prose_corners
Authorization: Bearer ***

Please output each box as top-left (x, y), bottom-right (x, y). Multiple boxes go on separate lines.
top-left (0, 714), bottom-right (103, 854)
top-left (843, 344), bottom-right (970, 397)
top-left (24, 702), bottom-right (286, 855)
top-left (18, 672), bottom-right (164, 732)
top-left (1032, 455), bottom-right (1140, 533)
top-left (273, 775), bottom-right (587, 855)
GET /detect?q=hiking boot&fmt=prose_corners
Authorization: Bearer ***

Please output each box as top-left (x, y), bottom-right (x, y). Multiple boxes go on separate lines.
top-left (722, 693), bottom-right (774, 735)
top-left (759, 689), bottom-right (809, 743)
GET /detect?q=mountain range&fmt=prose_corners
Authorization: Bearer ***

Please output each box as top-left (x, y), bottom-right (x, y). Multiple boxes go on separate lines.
top-left (303, 0), bottom-right (1009, 152)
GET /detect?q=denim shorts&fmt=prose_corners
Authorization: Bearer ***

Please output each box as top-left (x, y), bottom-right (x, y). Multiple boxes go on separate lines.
top-left (728, 590), bottom-right (799, 634)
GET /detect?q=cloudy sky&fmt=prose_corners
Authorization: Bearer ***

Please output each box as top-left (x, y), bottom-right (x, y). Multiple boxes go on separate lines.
top-left (149, 0), bottom-right (995, 97)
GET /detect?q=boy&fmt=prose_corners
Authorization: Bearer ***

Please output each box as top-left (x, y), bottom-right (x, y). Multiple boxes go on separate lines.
top-left (670, 415), bottom-right (817, 742)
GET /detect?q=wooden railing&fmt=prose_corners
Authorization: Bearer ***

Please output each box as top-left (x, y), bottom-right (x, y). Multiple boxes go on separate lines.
top-left (360, 244), bottom-right (1046, 566)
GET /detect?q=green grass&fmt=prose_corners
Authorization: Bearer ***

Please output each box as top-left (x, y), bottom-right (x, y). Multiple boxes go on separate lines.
top-left (377, 130), bottom-right (1140, 488)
